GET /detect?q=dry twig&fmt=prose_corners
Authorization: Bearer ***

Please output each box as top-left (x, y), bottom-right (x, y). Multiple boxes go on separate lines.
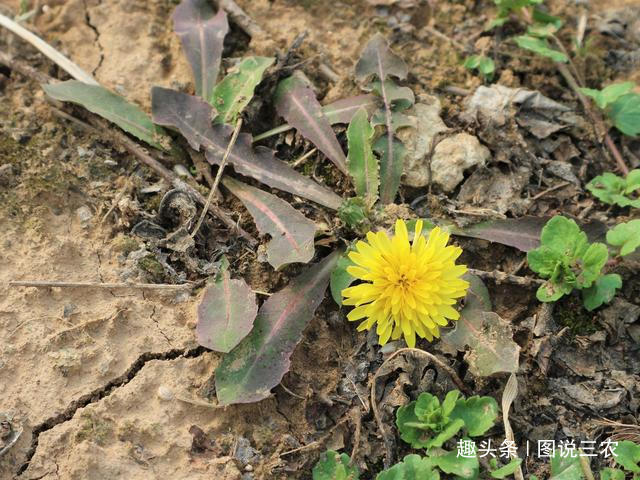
top-left (9, 280), bottom-right (193, 290)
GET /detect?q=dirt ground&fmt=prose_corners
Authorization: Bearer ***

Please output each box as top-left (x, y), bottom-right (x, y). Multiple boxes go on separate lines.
top-left (1, 0), bottom-right (639, 479)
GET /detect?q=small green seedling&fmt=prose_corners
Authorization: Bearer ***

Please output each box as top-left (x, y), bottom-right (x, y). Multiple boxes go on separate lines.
top-left (607, 220), bottom-right (640, 257)
top-left (580, 82), bottom-right (640, 137)
top-left (587, 169), bottom-right (640, 208)
top-left (489, 0), bottom-right (543, 29)
top-left (312, 450), bottom-right (360, 480)
top-left (464, 55), bottom-right (496, 81)
top-left (527, 216), bottom-right (612, 309)
top-left (395, 390), bottom-right (498, 449)
top-left (548, 440), bottom-right (640, 479)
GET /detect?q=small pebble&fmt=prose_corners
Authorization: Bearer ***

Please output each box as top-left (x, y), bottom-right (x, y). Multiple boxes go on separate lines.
top-left (76, 206), bottom-right (93, 223)
top-left (157, 386), bottom-right (175, 401)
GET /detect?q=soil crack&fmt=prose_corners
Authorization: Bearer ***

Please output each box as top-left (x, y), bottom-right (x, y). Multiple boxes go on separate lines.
top-left (17, 345), bottom-right (206, 476)
top-left (82, 0), bottom-right (104, 76)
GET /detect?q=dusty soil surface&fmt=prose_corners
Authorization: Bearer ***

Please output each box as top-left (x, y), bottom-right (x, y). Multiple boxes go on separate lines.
top-left (1, 0), bottom-right (639, 479)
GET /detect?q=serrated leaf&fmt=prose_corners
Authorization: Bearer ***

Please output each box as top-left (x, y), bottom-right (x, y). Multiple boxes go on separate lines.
top-left (580, 82), bottom-right (635, 109)
top-left (607, 220), bottom-right (640, 256)
top-left (347, 107), bottom-right (379, 204)
top-left (491, 458), bottom-right (523, 479)
top-left (582, 273), bottom-right (622, 311)
top-left (313, 450), bottom-right (360, 480)
top-left (609, 92), bottom-right (640, 137)
top-left (515, 35), bottom-right (568, 62)
top-left (222, 177), bottom-right (316, 269)
top-left (374, 135), bottom-right (406, 205)
top-left (151, 87), bottom-right (342, 210)
top-left (441, 275), bottom-right (520, 376)
top-left (275, 73), bottom-right (347, 174)
top-left (42, 81), bottom-right (167, 149)
top-left (577, 242), bottom-right (608, 287)
top-left (322, 94), bottom-right (379, 124)
top-left (196, 269), bottom-right (258, 352)
top-left (215, 252), bottom-right (339, 405)
top-left (370, 80), bottom-right (415, 111)
top-left (330, 254), bottom-right (356, 306)
top-left (449, 396), bottom-right (499, 437)
top-left (431, 449), bottom-right (480, 479)
top-left (355, 33), bottom-right (408, 83)
top-left (615, 440), bottom-right (640, 473)
top-left (550, 451), bottom-right (584, 479)
top-left (211, 56), bottom-right (275, 124)
top-left (173, 0), bottom-right (228, 103)
top-left (376, 455), bottom-right (439, 480)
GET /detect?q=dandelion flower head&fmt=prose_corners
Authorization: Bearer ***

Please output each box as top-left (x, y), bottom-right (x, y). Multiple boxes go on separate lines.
top-left (342, 219), bottom-right (469, 347)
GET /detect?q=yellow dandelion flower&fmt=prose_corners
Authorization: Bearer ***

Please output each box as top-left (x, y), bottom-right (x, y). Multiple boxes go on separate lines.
top-left (341, 219), bottom-right (469, 348)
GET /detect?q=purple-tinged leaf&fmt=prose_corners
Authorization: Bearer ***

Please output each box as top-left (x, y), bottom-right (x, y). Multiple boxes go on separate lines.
top-left (322, 94), bottom-right (379, 124)
top-left (441, 274), bottom-right (520, 377)
top-left (252, 94), bottom-right (378, 143)
top-left (151, 87), bottom-right (342, 210)
top-left (173, 0), bottom-right (228, 103)
top-left (196, 269), bottom-right (258, 353)
top-left (275, 74), bottom-right (348, 175)
top-left (354, 33), bottom-right (408, 83)
top-left (215, 251), bottom-right (340, 405)
top-left (222, 177), bottom-right (316, 269)
top-left (449, 217), bottom-right (607, 252)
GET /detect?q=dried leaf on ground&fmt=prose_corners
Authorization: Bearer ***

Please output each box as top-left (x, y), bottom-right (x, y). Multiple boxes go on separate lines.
top-left (222, 177), bottom-right (316, 269)
top-left (441, 275), bottom-right (520, 377)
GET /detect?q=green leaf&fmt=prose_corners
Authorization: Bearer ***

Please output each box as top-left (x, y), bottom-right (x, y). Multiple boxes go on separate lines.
top-left (599, 468), bottom-right (625, 480)
top-left (196, 267), bottom-right (258, 353)
top-left (582, 273), bottom-right (622, 311)
top-left (374, 135), bottom-right (406, 205)
top-left (211, 56), bottom-right (275, 124)
top-left (215, 252), bottom-right (339, 405)
top-left (426, 419), bottom-right (465, 449)
top-left (313, 450), bottom-right (360, 480)
top-left (396, 401), bottom-right (430, 449)
top-left (550, 451), bottom-right (584, 480)
top-left (515, 35), bottom-right (568, 62)
top-left (431, 448), bottom-right (480, 479)
top-left (330, 253), bottom-right (356, 306)
top-left (609, 93), bottom-right (640, 137)
top-left (579, 82), bottom-right (635, 109)
top-left (532, 8), bottom-right (564, 29)
top-left (43, 81), bottom-right (167, 149)
top-left (615, 440), bottom-right (640, 473)
top-left (587, 172), bottom-right (628, 205)
top-left (607, 220), bottom-right (640, 256)
top-left (449, 395), bottom-right (499, 437)
top-left (338, 197), bottom-right (370, 229)
top-left (491, 458), bottom-right (523, 479)
top-left (464, 55), bottom-right (495, 80)
top-left (536, 281), bottom-right (571, 302)
top-left (577, 242), bottom-right (608, 288)
top-left (376, 455), bottom-right (439, 480)
top-left (347, 107), bottom-right (379, 204)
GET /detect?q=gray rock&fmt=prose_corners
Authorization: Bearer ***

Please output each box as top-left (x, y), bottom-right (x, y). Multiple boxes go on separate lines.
top-left (399, 97), bottom-right (449, 187)
top-left (431, 133), bottom-right (491, 192)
